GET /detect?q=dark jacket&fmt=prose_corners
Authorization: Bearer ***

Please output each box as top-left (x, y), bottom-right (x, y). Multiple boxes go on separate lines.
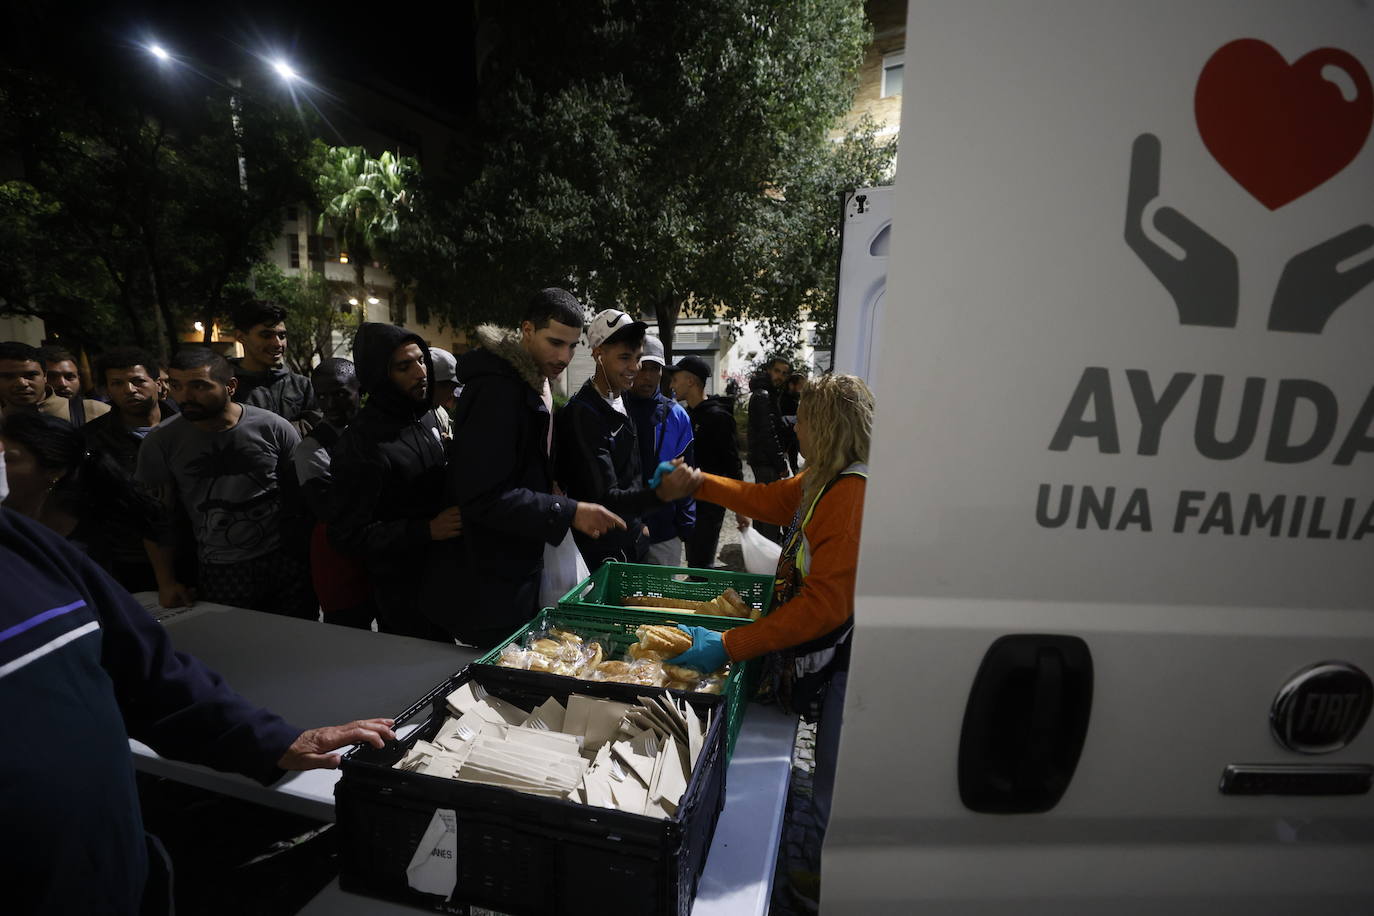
top-left (625, 391), bottom-right (696, 544)
top-left (748, 386), bottom-right (789, 475)
top-left (0, 508), bottom-right (300, 915)
top-left (555, 379), bottom-right (666, 570)
top-left (328, 324), bottom-right (445, 624)
top-left (421, 325), bottom-right (576, 643)
top-left (690, 395), bottom-right (744, 479)
top-left (230, 359), bottom-right (319, 427)
top-left (82, 401), bottom-right (180, 477)
top-left (79, 404), bottom-right (177, 578)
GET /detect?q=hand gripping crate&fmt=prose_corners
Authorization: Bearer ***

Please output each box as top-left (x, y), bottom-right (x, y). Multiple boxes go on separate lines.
top-left (477, 606), bottom-right (758, 761)
top-left (556, 561), bottom-right (775, 623)
top-left (336, 664), bottom-right (727, 916)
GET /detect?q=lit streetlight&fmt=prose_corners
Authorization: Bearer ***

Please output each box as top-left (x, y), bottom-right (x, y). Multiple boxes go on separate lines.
top-left (272, 59), bottom-right (299, 82)
top-left (149, 44), bottom-right (171, 62)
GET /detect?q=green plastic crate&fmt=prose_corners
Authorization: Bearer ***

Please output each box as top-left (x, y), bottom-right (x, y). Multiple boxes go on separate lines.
top-left (557, 561), bottom-right (775, 623)
top-left (476, 605), bottom-right (759, 760)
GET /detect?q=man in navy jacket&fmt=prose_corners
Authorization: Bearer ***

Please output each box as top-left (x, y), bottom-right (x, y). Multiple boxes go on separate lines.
top-left (625, 335), bottom-right (695, 566)
top-left (0, 435), bottom-right (394, 914)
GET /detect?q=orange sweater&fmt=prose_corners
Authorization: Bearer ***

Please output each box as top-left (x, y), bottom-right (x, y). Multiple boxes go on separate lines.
top-left (697, 471), bottom-right (866, 662)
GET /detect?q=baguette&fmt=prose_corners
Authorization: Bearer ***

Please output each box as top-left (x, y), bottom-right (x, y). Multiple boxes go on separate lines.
top-left (624, 588), bottom-right (754, 618)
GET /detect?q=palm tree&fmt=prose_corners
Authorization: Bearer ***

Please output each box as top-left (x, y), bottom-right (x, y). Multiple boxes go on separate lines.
top-left (313, 144), bottom-right (419, 322)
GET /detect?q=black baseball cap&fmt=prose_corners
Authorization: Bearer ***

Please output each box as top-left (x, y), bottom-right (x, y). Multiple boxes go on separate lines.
top-left (669, 355), bottom-right (710, 384)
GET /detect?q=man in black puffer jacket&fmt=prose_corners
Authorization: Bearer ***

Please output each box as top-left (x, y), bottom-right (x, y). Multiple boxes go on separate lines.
top-left (421, 290), bottom-right (627, 649)
top-left (328, 323), bottom-right (459, 641)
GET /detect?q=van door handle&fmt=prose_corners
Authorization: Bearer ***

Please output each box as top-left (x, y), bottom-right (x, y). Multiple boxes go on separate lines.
top-left (958, 634), bottom-right (1093, 813)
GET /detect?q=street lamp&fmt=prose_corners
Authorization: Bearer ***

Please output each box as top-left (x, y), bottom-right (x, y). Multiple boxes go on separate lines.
top-left (271, 59), bottom-right (299, 82)
top-left (148, 44), bottom-right (171, 62)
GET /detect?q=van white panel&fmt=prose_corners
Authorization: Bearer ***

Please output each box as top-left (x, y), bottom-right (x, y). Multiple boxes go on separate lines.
top-left (829, 0), bottom-right (1374, 908)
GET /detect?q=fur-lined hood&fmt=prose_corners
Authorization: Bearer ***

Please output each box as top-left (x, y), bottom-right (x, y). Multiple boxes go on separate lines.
top-left (460, 324), bottom-right (544, 393)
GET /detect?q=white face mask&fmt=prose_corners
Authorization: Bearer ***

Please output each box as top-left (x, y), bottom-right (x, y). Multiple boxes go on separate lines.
top-left (0, 450), bottom-right (9, 504)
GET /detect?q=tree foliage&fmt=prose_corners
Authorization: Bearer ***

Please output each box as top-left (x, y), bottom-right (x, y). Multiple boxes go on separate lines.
top-left (426, 0), bottom-right (895, 357)
top-left (0, 65), bottom-right (315, 356)
top-left (313, 143), bottom-right (424, 322)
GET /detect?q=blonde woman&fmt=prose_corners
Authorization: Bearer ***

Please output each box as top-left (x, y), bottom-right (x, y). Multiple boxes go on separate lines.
top-left (667, 373), bottom-right (872, 862)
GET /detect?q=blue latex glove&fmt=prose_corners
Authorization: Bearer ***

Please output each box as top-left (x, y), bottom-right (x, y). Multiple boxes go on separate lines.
top-left (664, 625), bottom-right (729, 673)
top-left (648, 460), bottom-right (677, 489)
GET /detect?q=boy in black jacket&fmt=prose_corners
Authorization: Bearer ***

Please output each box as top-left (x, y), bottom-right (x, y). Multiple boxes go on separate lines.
top-left (554, 309), bottom-right (696, 571)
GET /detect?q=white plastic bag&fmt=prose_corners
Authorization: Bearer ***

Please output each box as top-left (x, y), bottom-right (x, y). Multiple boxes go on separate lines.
top-left (739, 524), bottom-right (783, 576)
top-left (540, 531), bottom-right (590, 609)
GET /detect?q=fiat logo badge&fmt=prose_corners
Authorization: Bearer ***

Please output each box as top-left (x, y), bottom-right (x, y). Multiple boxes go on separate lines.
top-left (1270, 662), bottom-right (1373, 755)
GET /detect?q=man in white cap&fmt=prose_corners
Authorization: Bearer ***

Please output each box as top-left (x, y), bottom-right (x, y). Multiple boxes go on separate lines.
top-left (427, 347), bottom-right (459, 444)
top-left (554, 309), bottom-right (697, 571)
top-left (625, 334), bottom-right (695, 566)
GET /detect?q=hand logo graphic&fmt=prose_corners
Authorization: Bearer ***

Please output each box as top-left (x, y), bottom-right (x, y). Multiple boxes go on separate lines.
top-left (1269, 224), bottom-right (1374, 333)
top-left (1125, 133), bottom-right (1239, 328)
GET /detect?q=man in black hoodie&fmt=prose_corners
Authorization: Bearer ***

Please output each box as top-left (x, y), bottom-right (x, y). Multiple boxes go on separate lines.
top-left (670, 356), bottom-right (745, 568)
top-left (555, 308), bottom-right (698, 572)
top-left (421, 289), bottom-right (626, 649)
top-left (329, 323), bottom-right (459, 641)
top-left (229, 300), bottom-right (319, 431)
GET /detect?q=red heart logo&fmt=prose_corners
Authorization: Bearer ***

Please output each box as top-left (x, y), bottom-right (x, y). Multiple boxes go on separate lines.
top-left (1195, 39), bottom-right (1372, 210)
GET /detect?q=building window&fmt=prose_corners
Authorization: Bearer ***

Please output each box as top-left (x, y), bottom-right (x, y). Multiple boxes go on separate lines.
top-left (287, 234), bottom-right (300, 269)
top-left (307, 235), bottom-right (335, 262)
top-left (881, 51), bottom-right (904, 98)
top-left (285, 206), bottom-right (299, 222)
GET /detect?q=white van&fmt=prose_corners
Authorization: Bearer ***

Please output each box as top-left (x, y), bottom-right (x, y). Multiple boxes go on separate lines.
top-left (826, 2), bottom-right (1374, 912)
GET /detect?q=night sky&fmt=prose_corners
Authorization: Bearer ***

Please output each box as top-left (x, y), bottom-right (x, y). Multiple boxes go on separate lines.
top-left (4, 0), bottom-right (478, 125)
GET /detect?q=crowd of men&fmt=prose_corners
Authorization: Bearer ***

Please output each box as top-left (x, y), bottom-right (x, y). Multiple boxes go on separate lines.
top-left (0, 287), bottom-right (802, 651)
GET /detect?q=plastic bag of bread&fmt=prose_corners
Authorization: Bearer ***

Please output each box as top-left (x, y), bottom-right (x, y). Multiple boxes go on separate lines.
top-left (499, 627), bottom-right (605, 678)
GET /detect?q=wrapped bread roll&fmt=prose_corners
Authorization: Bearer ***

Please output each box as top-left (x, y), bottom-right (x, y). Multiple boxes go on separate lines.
top-left (626, 660), bottom-right (668, 687)
top-left (665, 680), bottom-right (696, 692)
top-left (596, 660), bottom-right (632, 677)
top-left (664, 664), bottom-right (705, 682)
top-left (635, 625), bottom-right (692, 656)
top-left (529, 638), bottom-right (562, 658)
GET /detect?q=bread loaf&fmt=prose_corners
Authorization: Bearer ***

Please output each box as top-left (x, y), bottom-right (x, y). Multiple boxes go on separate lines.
top-left (635, 625), bottom-right (693, 656)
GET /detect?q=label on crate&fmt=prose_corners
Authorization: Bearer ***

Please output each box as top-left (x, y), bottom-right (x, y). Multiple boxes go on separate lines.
top-left (405, 808), bottom-right (458, 897)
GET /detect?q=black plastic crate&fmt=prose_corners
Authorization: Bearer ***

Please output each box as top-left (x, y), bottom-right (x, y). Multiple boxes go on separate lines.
top-left (336, 664), bottom-right (728, 916)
